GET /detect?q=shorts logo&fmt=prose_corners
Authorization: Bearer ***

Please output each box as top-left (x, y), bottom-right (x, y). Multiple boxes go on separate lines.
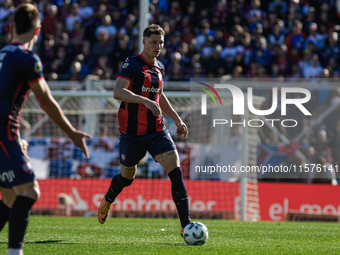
top-left (0, 170), bottom-right (15, 183)
top-left (122, 63), bottom-right (129, 68)
top-left (121, 153), bottom-right (126, 161)
top-left (21, 162), bottom-right (32, 173)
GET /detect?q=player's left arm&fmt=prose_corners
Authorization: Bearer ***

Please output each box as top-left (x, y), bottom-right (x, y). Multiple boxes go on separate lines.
top-left (159, 87), bottom-right (188, 139)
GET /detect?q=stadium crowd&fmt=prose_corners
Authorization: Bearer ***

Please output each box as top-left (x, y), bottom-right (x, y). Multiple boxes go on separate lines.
top-left (0, 0), bottom-right (339, 81)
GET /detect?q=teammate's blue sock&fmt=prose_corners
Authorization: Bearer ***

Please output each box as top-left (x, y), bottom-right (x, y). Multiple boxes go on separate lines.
top-left (105, 174), bottom-right (134, 203)
top-left (0, 200), bottom-right (10, 231)
top-left (168, 167), bottom-right (191, 228)
top-left (8, 196), bottom-right (36, 249)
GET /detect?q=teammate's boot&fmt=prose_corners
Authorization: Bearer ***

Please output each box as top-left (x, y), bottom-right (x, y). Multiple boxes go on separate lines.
top-left (180, 227), bottom-right (184, 237)
top-left (97, 196), bottom-right (113, 224)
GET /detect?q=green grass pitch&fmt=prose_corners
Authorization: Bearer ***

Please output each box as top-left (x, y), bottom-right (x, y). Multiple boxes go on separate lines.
top-left (1, 216), bottom-right (340, 254)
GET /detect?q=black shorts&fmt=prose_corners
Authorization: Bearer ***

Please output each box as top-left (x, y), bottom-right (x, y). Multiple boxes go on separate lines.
top-left (119, 129), bottom-right (177, 166)
top-left (0, 137), bottom-right (35, 188)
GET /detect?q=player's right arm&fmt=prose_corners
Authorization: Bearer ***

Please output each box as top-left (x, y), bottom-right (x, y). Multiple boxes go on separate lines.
top-left (114, 77), bottom-right (162, 117)
top-left (29, 78), bottom-right (92, 158)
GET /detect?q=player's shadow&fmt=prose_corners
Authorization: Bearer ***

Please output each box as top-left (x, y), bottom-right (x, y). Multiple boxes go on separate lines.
top-left (26, 240), bottom-right (63, 244)
top-left (155, 243), bottom-right (187, 246)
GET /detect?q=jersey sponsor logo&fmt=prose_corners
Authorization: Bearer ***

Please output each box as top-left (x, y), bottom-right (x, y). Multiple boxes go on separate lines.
top-left (141, 70), bottom-right (151, 77)
top-left (142, 85), bottom-right (160, 93)
top-left (21, 162), bottom-right (32, 173)
top-left (122, 63), bottom-right (129, 68)
top-left (0, 170), bottom-right (15, 183)
top-left (121, 153), bottom-right (126, 161)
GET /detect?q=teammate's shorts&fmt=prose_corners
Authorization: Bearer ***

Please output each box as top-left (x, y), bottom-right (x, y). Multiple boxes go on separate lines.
top-left (119, 129), bottom-right (177, 166)
top-left (0, 137), bottom-right (35, 188)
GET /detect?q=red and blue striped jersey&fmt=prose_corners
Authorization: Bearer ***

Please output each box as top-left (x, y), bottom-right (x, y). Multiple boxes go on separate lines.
top-left (117, 54), bottom-right (165, 135)
top-left (0, 43), bottom-right (44, 140)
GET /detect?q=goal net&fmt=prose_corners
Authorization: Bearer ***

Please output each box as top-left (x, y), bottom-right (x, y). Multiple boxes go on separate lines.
top-left (18, 79), bottom-right (262, 220)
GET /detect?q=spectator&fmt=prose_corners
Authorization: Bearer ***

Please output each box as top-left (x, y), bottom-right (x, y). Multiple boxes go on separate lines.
top-left (69, 20), bottom-right (85, 51)
top-left (1, 11), bottom-right (13, 38)
top-left (119, 14), bottom-right (137, 37)
top-left (94, 55), bottom-right (112, 79)
top-left (78, 0), bottom-right (94, 20)
top-left (303, 54), bottom-right (323, 78)
top-left (194, 20), bottom-right (213, 51)
top-left (285, 20), bottom-right (305, 55)
top-left (55, 47), bottom-right (71, 75)
top-left (321, 32), bottom-right (340, 67)
top-left (42, 4), bottom-right (58, 36)
top-left (232, 65), bottom-right (243, 78)
top-left (92, 29), bottom-right (114, 58)
top-left (221, 36), bottom-right (237, 70)
top-left (302, 6), bottom-right (316, 35)
top-left (74, 53), bottom-right (90, 76)
top-left (85, 4), bottom-right (107, 44)
top-left (205, 45), bottom-right (226, 76)
top-left (168, 64), bottom-right (184, 81)
top-left (110, 35), bottom-right (133, 71)
top-left (298, 49), bottom-right (312, 76)
top-left (0, 0), bottom-right (14, 22)
top-left (304, 23), bottom-right (325, 50)
top-left (267, 0), bottom-right (287, 18)
top-left (95, 14), bottom-right (117, 40)
top-left (81, 40), bottom-right (96, 71)
top-left (65, 3), bottom-right (82, 32)
top-left (68, 61), bottom-right (82, 81)
top-left (110, 7), bottom-right (124, 29)
top-left (200, 35), bottom-right (214, 58)
top-left (268, 20), bottom-right (285, 49)
top-left (41, 35), bottom-right (55, 69)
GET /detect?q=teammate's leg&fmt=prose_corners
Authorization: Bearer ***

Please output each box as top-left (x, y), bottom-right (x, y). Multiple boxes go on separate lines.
top-left (8, 181), bottom-right (40, 254)
top-left (0, 187), bottom-right (16, 231)
top-left (97, 165), bottom-right (136, 224)
top-left (154, 150), bottom-right (191, 234)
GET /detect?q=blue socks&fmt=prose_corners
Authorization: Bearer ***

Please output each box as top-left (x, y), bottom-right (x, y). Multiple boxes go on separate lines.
top-left (105, 174), bottom-right (134, 203)
top-left (0, 200), bottom-right (10, 231)
top-left (105, 169), bottom-right (191, 229)
top-left (8, 196), bottom-right (36, 249)
top-left (168, 167), bottom-right (191, 228)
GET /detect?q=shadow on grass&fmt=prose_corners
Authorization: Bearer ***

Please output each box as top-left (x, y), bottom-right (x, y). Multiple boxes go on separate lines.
top-left (0, 240), bottom-right (62, 244)
top-left (155, 243), bottom-right (187, 246)
top-left (27, 240), bottom-right (63, 244)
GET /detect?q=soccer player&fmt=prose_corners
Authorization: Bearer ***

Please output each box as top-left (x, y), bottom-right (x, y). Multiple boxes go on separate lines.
top-left (97, 24), bottom-right (191, 235)
top-left (0, 4), bottom-right (91, 255)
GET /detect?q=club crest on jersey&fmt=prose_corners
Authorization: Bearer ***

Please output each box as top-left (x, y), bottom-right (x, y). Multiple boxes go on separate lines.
top-left (34, 62), bottom-right (42, 73)
top-left (121, 153), bottom-right (126, 161)
top-left (122, 63), bottom-right (129, 68)
top-left (21, 162), bottom-right (32, 173)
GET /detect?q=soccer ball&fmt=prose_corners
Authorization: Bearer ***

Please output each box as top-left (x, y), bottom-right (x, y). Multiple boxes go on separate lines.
top-left (183, 222), bottom-right (208, 245)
